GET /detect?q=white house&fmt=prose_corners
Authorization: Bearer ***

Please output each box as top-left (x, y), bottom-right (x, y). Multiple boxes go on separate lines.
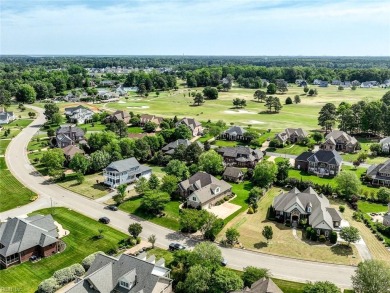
top-left (0, 108), bottom-right (16, 125)
top-left (380, 137), bottom-right (390, 153)
top-left (64, 105), bottom-right (94, 124)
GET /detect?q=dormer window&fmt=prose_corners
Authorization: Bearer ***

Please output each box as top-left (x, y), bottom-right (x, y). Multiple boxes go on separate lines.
top-left (215, 187), bottom-right (221, 194)
top-left (307, 207), bottom-right (311, 213)
top-left (119, 281), bottom-right (130, 289)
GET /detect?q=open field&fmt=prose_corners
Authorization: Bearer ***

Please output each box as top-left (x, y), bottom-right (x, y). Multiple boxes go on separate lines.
top-left (0, 208), bottom-right (128, 293)
top-left (357, 201), bottom-right (389, 213)
top-left (101, 85), bottom-right (386, 131)
top-left (0, 158), bottom-right (36, 212)
top-left (218, 188), bottom-right (361, 266)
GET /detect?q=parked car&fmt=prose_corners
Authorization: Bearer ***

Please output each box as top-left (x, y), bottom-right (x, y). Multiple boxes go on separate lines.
top-left (99, 217), bottom-right (110, 224)
top-left (107, 205), bottom-right (118, 211)
top-left (169, 243), bottom-right (186, 251)
top-left (221, 258), bottom-right (228, 266)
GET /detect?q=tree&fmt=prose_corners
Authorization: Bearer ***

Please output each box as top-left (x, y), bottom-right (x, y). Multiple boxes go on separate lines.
top-left (41, 149), bottom-right (65, 176)
top-left (211, 269), bottom-right (244, 293)
top-left (148, 174), bottom-right (160, 190)
top-left (113, 184), bottom-right (127, 205)
top-left (181, 265), bottom-right (212, 293)
top-left (304, 86), bottom-right (310, 93)
top-left (69, 153), bottom-right (90, 174)
top-left (252, 161), bottom-right (278, 188)
top-left (381, 90), bottom-right (390, 106)
top-left (264, 96), bottom-right (282, 113)
top-left (185, 142), bottom-right (203, 163)
top-left (134, 177), bottom-right (150, 195)
top-left (174, 124), bottom-right (192, 140)
top-left (160, 175), bottom-right (178, 195)
top-left (225, 228), bottom-right (240, 245)
top-left (266, 83), bottom-right (276, 94)
top-left (191, 242), bottom-right (222, 269)
top-left (198, 150), bottom-right (224, 175)
top-left (148, 234), bottom-right (156, 248)
top-left (165, 159), bottom-right (189, 180)
top-left (137, 83), bottom-right (147, 96)
top-left (16, 84), bottom-right (36, 103)
top-left (340, 226), bottom-right (360, 247)
top-left (0, 89), bottom-right (11, 106)
top-left (233, 98), bottom-right (246, 108)
top-left (128, 223), bottom-right (143, 238)
top-left (203, 87), bottom-right (218, 100)
top-left (116, 120), bottom-right (128, 138)
top-left (352, 260), bottom-right (390, 293)
top-left (285, 97), bottom-right (292, 104)
top-left (335, 171), bottom-right (361, 200)
top-left (241, 266), bottom-right (270, 287)
top-left (33, 82), bottom-right (50, 100)
top-left (52, 113), bottom-right (63, 125)
top-left (144, 121), bottom-right (157, 133)
top-left (75, 172), bottom-right (85, 185)
top-left (141, 191), bottom-right (170, 214)
top-left (318, 103), bottom-right (337, 133)
top-left (179, 209), bottom-right (207, 233)
top-left (276, 81), bottom-right (288, 94)
top-left (294, 95), bottom-right (301, 104)
top-left (312, 132), bottom-right (323, 144)
top-left (303, 281), bottom-right (341, 293)
top-left (377, 187), bottom-right (390, 204)
top-left (308, 88), bottom-right (318, 96)
top-left (28, 111), bottom-right (36, 118)
top-left (262, 226), bottom-right (273, 243)
top-left (276, 159), bottom-right (290, 184)
top-left (193, 93), bottom-right (204, 106)
top-left (89, 150), bottom-right (110, 172)
top-left (44, 103), bottom-right (59, 122)
top-left (254, 90), bottom-right (266, 102)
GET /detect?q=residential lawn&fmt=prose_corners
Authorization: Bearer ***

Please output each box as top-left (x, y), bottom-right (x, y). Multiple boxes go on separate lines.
top-left (8, 118), bottom-right (34, 128)
top-left (0, 158), bottom-right (36, 212)
top-left (357, 201), bottom-right (389, 213)
top-left (57, 172), bottom-right (110, 199)
top-left (79, 122), bottom-right (107, 132)
top-left (27, 137), bottom-right (50, 151)
top-left (128, 126), bottom-right (144, 133)
top-left (6, 104), bottom-right (37, 119)
top-left (340, 137), bottom-right (389, 164)
top-left (197, 133), bottom-right (213, 143)
top-left (146, 248), bottom-right (175, 267)
top-left (218, 188), bottom-right (361, 265)
top-left (0, 139), bottom-right (11, 155)
top-left (119, 197), bottom-right (181, 230)
top-left (213, 140), bottom-right (241, 147)
top-left (147, 164), bottom-right (166, 178)
top-left (0, 208), bottom-right (128, 293)
top-left (267, 144), bottom-right (310, 156)
top-left (223, 181), bottom-right (253, 224)
top-left (272, 278), bottom-right (307, 293)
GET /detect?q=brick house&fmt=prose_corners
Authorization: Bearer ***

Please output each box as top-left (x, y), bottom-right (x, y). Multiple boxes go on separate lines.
top-left (175, 117), bottom-right (203, 137)
top-left (56, 125), bottom-right (86, 148)
top-left (321, 130), bottom-right (359, 153)
top-left (217, 146), bottom-right (263, 168)
top-left (295, 150), bottom-right (342, 177)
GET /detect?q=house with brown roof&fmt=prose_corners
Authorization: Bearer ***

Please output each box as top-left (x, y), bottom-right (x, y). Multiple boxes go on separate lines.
top-left (222, 167), bottom-right (244, 183)
top-left (366, 159), bottom-right (390, 187)
top-left (175, 117), bottom-right (203, 137)
top-left (232, 277), bottom-right (283, 293)
top-left (217, 146), bottom-right (263, 168)
top-left (139, 114), bottom-right (164, 128)
top-left (62, 145), bottom-right (85, 161)
top-left (161, 139), bottom-right (203, 155)
top-left (0, 215), bottom-right (59, 269)
top-left (275, 128), bottom-right (308, 145)
top-left (178, 172), bottom-right (232, 209)
top-left (105, 110), bottom-right (131, 124)
top-left (321, 130), bottom-right (359, 153)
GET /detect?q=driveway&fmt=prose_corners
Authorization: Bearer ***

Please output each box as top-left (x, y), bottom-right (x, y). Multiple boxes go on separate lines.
top-left (339, 220), bottom-right (372, 260)
top-left (204, 202), bottom-right (241, 219)
top-left (0, 105), bottom-right (356, 288)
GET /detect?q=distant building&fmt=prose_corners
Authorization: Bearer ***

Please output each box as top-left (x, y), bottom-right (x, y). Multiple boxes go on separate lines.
top-left (139, 114), bottom-right (164, 128)
top-left (161, 139), bottom-right (203, 155)
top-left (379, 137), bottom-right (390, 153)
top-left (0, 107), bottom-right (15, 125)
top-left (319, 81), bottom-right (329, 87)
top-left (275, 128), bottom-right (308, 145)
top-left (222, 167), bottom-right (244, 183)
top-left (62, 145), bottom-right (85, 161)
top-left (217, 146), bottom-right (263, 168)
top-left (105, 110), bottom-right (131, 124)
top-left (232, 277), bottom-right (283, 293)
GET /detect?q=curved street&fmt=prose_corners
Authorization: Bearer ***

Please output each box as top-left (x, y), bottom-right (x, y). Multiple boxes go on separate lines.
top-left (1, 105), bottom-right (356, 288)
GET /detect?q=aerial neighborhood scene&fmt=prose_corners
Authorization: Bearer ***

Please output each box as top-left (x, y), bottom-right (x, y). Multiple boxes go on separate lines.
top-left (1, 1), bottom-right (390, 293)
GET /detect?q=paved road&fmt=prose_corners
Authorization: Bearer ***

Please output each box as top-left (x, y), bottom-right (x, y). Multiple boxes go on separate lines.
top-left (1, 106), bottom-right (356, 288)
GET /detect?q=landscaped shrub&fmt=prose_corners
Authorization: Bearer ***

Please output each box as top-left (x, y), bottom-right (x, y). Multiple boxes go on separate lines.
top-left (310, 230), bottom-right (318, 241)
top-left (53, 267), bottom-right (74, 285)
top-left (224, 195), bottom-right (230, 201)
top-left (330, 231), bottom-right (338, 244)
top-left (339, 205), bottom-right (345, 213)
top-left (306, 227), bottom-right (312, 239)
top-left (319, 235), bottom-right (326, 242)
top-left (136, 236), bottom-right (141, 244)
top-left (38, 278), bottom-right (59, 293)
top-left (82, 252), bottom-right (104, 270)
top-left (69, 263), bottom-right (85, 277)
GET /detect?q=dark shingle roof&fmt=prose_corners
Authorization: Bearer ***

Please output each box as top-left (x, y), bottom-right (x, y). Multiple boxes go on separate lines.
top-left (223, 126), bottom-right (246, 136)
top-left (231, 277), bottom-right (283, 293)
top-left (307, 150), bottom-right (342, 165)
top-left (295, 151), bottom-right (313, 162)
top-left (223, 167), bottom-right (244, 178)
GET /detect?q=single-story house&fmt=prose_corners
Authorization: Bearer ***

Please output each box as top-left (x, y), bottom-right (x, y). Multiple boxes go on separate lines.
top-left (295, 150), bottom-right (342, 177)
top-left (0, 215), bottom-right (59, 269)
top-left (0, 107), bottom-right (15, 125)
top-left (175, 117), bottom-right (203, 137)
top-left (65, 252), bottom-right (172, 293)
top-left (217, 146), bottom-right (263, 168)
top-left (161, 139), bottom-right (203, 155)
top-left (56, 125), bottom-right (86, 148)
top-left (220, 125), bottom-right (248, 141)
top-left (366, 159), bottom-right (390, 187)
top-left (275, 128), bottom-right (308, 145)
top-left (222, 167), bottom-right (244, 183)
top-left (273, 187), bottom-right (342, 235)
top-left (232, 277), bottom-right (283, 293)
top-left (178, 172), bottom-right (232, 209)
top-left (103, 157), bottom-right (152, 188)
top-left (64, 105), bottom-right (94, 124)
top-left (380, 137), bottom-right (390, 153)
top-left (321, 130), bottom-right (359, 153)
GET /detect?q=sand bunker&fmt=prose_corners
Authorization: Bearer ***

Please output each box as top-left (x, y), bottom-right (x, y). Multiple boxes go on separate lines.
top-left (224, 109), bottom-right (257, 114)
top-left (127, 106), bottom-right (150, 109)
top-left (244, 120), bottom-right (265, 124)
top-left (117, 101), bottom-right (126, 104)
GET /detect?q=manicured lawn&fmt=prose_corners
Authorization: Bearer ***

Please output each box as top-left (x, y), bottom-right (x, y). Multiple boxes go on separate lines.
top-left (8, 118), bottom-right (34, 128)
top-left (272, 278), bottom-right (306, 293)
top-left (340, 137), bottom-right (389, 164)
top-left (128, 126), bottom-right (144, 133)
top-left (219, 188), bottom-right (361, 265)
top-left (57, 172), bottom-right (110, 199)
top-left (268, 144), bottom-right (310, 156)
top-left (197, 133), bottom-right (213, 143)
top-left (27, 137), bottom-right (50, 151)
top-left (0, 139), bottom-right (11, 155)
top-left (213, 139), bottom-right (241, 147)
top-left (80, 122), bottom-right (107, 132)
top-left (0, 158), bottom-right (36, 212)
top-left (0, 208), bottom-right (128, 293)
top-left (223, 181), bottom-right (253, 224)
top-left (357, 201), bottom-right (389, 213)
top-left (147, 164), bottom-right (166, 178)
top-left (120, 197), bottom-right (181, 230)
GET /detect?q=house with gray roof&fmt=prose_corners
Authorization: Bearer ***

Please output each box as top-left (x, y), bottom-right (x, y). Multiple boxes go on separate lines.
top-left (383, 203), bottom-right (390, 226)
top-left (103, 157), bottom-right (152, 188)
top-left (232, 277), bottom-right (283, 293)
top-left (366, 159), bottom-right (390, 187)
top-left (294, 150), bottom-right (342, 177)
top-left (220, 125), bottom-right (248, 141)
top-left (161, 139), bottom-right (203, 155)
top-left (64, 105), bottom-right (94, 124)
top-left (178, 172), bottom-right (232, 209)
top-left (273, 187), bottom-right (342, 236)
top-left (56, 125), bottom-right (86, 148)
top-left (321, 130), bottom-right (359, 153)
top-left (0, 107), bottom-right (15, 125)
top-left (62, 145), bottom-right (85, 161)
top-left (275, 128), bottom-right (308, 145)
top-left (66, 252), bottom-right (172, 293)
top-left (223, 167), bottom-right (244, 183)
top-left (217, 146), bottom-right (263, 168)
top-left (0, 215), bottom-right (59, 269)
top-left (380, 137), bottom-right (390, 153)
top-left (175, 117), bottom-right (203, 137)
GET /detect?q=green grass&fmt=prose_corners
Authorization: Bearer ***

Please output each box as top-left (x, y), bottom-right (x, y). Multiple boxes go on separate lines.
top-left (0, 139), bottom-right (11, 155)
top-left (128, 126), bottom-right (144, 133)
top-left (340, 137), bottom-right (389, 164)
top-left (147, 164), bottom-right (166, 178)
top-left (213, 140), bottom-right (241, 147)
top-left (80, 122), bottom-right (107, 132)
top-left (0, 208), bottom-right (128, 293)
top-left (146, 248), bottom-right (174, 267)
top-left (0, 158), bottom-right (36, 212)
top-left (119, 198), bottom-right (181, 230)
top-left (27, 137), bottom-right (50, 151)
top-left (223, 181), bottom-right (253, 224)
top-left (197, 133), bottom-right (213, 143)
top-left (272, 278), bottom-right (307, 293)
top-left (268, 144), bottom-right (310, 155)
top-left (357, 201), bottom-right (389, 213)
top-left (8, 119), bottom-right (34, 128)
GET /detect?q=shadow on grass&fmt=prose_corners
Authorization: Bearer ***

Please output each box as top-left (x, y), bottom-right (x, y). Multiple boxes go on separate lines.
top-left (330, 244), bottom-right (354, 256)
top-left (254, 241), bottom-right (268, 249)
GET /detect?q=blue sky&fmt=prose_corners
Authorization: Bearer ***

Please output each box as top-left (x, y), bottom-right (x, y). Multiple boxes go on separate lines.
top-left (1, 0), bottom-right (389, 56)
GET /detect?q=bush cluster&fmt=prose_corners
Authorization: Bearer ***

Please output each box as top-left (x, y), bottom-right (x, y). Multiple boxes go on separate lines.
top-left (38, 264), bottom-right (85, 293)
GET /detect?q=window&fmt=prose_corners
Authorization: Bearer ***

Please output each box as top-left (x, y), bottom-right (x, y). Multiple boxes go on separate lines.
top-left (316, 229), bottom-right (320, 236)
top-left (119, 281), bottom-right (129, 289)
top-left (215, 187), bottom-right (221, 194)
top-left (192, 197), bottom-right (196, 201)
top-left (307, 207), bottom-right (311, 213)
top-left (325, 230), bottom-right (329, 237)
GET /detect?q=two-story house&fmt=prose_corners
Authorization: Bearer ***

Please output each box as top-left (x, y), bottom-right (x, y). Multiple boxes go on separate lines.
top-left (0, 107), bottom-right (15, 125)
top-left (380, 137), bottom-right (390, 153)
top-left (220, 126), bottom-right (248, 141)
top-left (217, 146), bottom-right (263, 168)
top-left (366, 159), bottom-right (390, 187)
top-left (139, 114), bottom-right (164, 128)
top-left (178, 172), bottom-right (232, 209)
top-left (175, 117), bottom-right (203, 137)
top-left (161, 139), bottom-right (203, 155)
top-left (105, 110), bottom-right (131, 124)
top-left (103, 157), bottom-right (152, 188)
top-left (321, 130), bottom-right (359, 153)
top-left (275, 128), bottom-right (308, 145)
top-left (295, 150), bottom-right (342, 177)
top-left (55, 125), bottom-right (86, 148)
top-left (64, 105), bottom-right (94, 124)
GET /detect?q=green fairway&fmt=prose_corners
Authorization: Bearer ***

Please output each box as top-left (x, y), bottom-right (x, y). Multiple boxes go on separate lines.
top-left (0, 158), bottom-right (35, 212)
top-left (0, 208), bottom-right (128, 293)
